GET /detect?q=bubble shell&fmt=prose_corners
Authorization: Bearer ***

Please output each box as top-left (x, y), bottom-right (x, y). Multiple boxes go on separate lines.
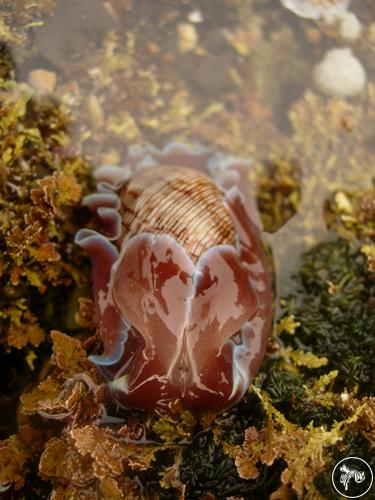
top-left (75, 143), bottom-right (272, 412)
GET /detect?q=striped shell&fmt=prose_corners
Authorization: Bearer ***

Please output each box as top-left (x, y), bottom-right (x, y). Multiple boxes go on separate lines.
top-left (75, 143), bottom-right (272, 413)
top-left (119, 166), bottom-right (236, 261)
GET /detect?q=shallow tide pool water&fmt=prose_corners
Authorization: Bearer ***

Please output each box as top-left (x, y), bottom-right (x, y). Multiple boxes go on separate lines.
top-left (0, 1), bottom-right (374, 499)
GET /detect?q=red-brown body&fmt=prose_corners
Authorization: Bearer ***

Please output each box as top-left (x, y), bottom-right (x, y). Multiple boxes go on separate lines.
top-left (75, 144), bottom-right (272, 412)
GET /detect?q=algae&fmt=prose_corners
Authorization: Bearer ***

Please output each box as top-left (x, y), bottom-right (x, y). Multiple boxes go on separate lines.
top-left (0, 1), bottom-right (374, 499)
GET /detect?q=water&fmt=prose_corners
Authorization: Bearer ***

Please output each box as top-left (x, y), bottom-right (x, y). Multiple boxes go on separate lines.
top-left (1, 0), bottom-right (374, 341)
top-left (1, 1), bottom-right (374, 328)
top-left (0, 2), bottom-right (374, 497)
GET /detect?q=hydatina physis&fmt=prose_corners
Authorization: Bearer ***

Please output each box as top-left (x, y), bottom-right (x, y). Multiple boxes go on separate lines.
top-left (75, 143), bottom-right (272, 413)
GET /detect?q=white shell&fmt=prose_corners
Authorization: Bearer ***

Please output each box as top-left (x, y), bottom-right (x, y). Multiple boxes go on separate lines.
top-left (313, 48), bottom-right (366, 98)
top-left (280, 0), bottom-right (350, 20)
top-left (339, 12), bottom-right (362, 43)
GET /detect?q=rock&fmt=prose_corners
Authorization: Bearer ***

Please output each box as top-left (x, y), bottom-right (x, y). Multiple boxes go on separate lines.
top-left (186, 53), bottom-right (235, 95)
top-left (178, 29), bottom-right (237, 96)
top-left (34, 0), bottom-right (117, 71)
top-left (28, 69), bottom-right (57, 94)
top-left (177, 23), bottom-right (198, 53)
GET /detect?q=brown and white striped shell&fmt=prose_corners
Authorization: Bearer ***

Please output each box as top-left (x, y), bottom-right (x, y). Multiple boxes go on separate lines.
top-left (119, 166), bottom-right (236, 262)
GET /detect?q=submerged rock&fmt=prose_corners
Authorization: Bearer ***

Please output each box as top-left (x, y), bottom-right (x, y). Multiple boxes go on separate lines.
top-left (33, 0), bottom-right (117, 71)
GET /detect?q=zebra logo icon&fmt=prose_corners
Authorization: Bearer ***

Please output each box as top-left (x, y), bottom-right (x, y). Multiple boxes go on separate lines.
top-left (332, 457), bottom-right (373, 498)
top-left (339, 463), bottom-right (365, 491)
